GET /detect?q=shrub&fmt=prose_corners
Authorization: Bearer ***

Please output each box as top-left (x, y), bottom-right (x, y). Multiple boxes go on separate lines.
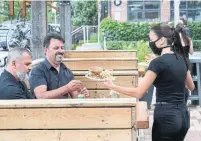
top-left (106, 40), bottom-right (151, 62)
top-left (88, 33), bottom-right (98, 43)
top-left (193, 40), bottom-right (201, 51)
top-left (101, 18), bottom-right (201, 42)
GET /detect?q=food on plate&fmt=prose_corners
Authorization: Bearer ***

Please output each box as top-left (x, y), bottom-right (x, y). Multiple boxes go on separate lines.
top-left (99, 69), bottom-right (114, 80)
top-left (87, 66), bottom-right (115, 81)
top-left (89, 66), bottom-right (103, 75)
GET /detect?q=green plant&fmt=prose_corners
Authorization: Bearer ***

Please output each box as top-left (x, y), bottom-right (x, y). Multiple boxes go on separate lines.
top-left (100, 18), bottom-right (201, 42)
top-left (193, 40), bottom-right (201, 51)
top-left (100, 18), bottom-right (201, 61)
top-left (135, 41), bottom-right (151, 62)
top-left (106, 40), bottom-right (151, 62)
top-left (72, 1), bottom-right (98, 26)
top-left (101, 18), bottom-right (157, 41)
top-left (106, 41), bottom-right (137, 50)
top-left (88, 33), bottom-right (98, 43)
top-left (188, 22), bottom-right (201, 40)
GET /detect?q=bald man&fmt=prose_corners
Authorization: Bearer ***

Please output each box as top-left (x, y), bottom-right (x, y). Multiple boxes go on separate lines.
top-left (0, 48), bottom-right (35, 99)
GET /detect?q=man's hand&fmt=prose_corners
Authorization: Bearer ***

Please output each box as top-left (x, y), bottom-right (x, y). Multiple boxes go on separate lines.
top-left (66, 80), bottom-right (82, 93)
top-left (79, 87), bottom-right (89, 98)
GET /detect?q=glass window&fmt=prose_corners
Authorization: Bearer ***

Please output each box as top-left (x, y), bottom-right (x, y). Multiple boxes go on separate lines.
top-left (180, 11), bottom-right (187, 18)
top-left (128, 1), bottom-right (143, 10)
top-left (128, 9), bottom-right (143, 21)
top-left (187, 1), bottom-right (197, 9)
top-left (127, 0), bottom-right (160, 22)
top-left (170, 0), bottom-right (201, 21)
top-left (188, 10), bottom-right (201, 21)
top-left (180, 1), bottom-right (187, 9)
top-left (170, 1), bottom-right (174, 9)
top-left (145, 1), bottom-right (160, 9)
top-left (145, 11), bottom-right (160, 21)
top-left (101, 1), bottom-right (108, 20)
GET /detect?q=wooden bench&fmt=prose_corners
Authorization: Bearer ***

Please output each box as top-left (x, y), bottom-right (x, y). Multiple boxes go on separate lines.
top-left (0, 99), bottom-right (149, 141)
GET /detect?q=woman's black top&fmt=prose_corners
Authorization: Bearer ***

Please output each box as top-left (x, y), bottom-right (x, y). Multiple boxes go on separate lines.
top-left (148, 54), bottom-right (187, 104)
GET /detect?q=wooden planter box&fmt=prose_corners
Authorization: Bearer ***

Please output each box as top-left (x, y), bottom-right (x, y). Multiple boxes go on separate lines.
top-left (0, 99), bottom-right (148, 141)
top-left (30, 50), bottom-right (139, 99)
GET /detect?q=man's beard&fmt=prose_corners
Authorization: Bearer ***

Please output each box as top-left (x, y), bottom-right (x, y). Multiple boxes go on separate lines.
top-left (16, 71), bottom-right (29, 81)
top-left (54, 53), bottom-right (64, 64)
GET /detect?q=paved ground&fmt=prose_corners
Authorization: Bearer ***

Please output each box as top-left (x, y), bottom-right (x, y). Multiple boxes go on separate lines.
top-left (139, 105), bottom-right (201, 141)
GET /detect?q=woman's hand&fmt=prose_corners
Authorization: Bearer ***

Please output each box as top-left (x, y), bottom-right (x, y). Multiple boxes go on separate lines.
top-left (103, 80), bottom-right (115, 90)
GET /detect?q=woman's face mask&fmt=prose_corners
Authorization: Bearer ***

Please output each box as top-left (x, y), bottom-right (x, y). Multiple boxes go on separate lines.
top-left (149, 38), bottom-right (162, 56)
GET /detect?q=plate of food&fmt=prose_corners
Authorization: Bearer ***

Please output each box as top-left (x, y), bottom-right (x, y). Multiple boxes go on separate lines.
top-left (85, 66), bottom-right (116, 82)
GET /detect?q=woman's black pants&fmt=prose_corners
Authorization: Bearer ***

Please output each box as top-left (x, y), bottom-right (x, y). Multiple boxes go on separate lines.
top-left (184, 87), bottom-right (189, 103)
top-left (152, 103), bottom-right (190, 141)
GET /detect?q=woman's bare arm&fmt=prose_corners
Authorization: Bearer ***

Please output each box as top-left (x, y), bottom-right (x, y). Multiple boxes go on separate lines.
top-left (103, 70), bottom-right (157, 99)
top-left (186, 70), bottom-right (195, 91)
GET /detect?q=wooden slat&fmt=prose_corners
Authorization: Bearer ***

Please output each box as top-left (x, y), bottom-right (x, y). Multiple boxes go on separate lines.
top-left (138, 62), bottom-right (148, 76)
top-left (88, 90), bottom-right (135, 98)
top-left (73, 70), bottom-right (139, 76)
top-left (0, 99), bottom-right (136, 108)
top-left (131, 107), bottom-right (136, 128)
top-left (24, 71), bottom-right (138, 90)
top-left (75, 75), bottom-right (138, 89)
top-left (63, 58), bottom-right (138, 71)
top-left (135, 101), bottom-right (149, 129)
top-left (0, 130), bottom-right (134, 141)
top-left (0, 108), bottom-right (131, 129)
top-left (64, 58), bottom-right (138, 61)
top-left (64, 50), bottom-right (137, 58)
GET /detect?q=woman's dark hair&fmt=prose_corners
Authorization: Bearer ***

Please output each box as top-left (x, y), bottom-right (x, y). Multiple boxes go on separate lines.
top-left (151, 24), bottom-right (189, 70)
top-left (175, 23), bottom-right (190, 46)
top-left (43, 32), bottom-right (65, 48)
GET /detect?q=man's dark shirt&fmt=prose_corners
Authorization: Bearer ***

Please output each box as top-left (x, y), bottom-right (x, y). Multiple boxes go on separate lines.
top-left (29, 59), bottom-right (74, 99)
top-left (0, 70), bottom-right (35, 99)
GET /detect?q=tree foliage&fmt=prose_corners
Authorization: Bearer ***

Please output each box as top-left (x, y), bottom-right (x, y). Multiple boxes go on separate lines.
top-left (0, 1), bottom-right (31, 23)
top-left (72, 1), bottom-right (98, 26)
top-left (0, 1), bottom-right (98, 26)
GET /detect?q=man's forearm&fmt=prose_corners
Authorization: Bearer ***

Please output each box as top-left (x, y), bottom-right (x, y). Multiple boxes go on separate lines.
top-left (70, 91), bottom-right (79, 98)
top-left (35, 85), bottom-right (69, 99)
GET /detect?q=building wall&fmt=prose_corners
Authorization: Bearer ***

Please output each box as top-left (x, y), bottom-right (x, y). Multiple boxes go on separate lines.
top-left (161, 0), bottom-right (171, 22)
top-left (110, 0), bottom-right (172, 22)
top-left (110, 0), bottom-right (128, 22)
